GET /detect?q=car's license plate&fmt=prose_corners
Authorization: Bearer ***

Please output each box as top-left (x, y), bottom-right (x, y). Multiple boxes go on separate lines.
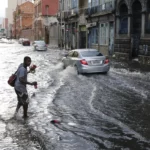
top-left (92, 60), bottom-right (102, 64)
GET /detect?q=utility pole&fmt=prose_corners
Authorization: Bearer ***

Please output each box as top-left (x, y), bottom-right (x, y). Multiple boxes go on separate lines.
top-left (60, 0), bottom-right (62, 50)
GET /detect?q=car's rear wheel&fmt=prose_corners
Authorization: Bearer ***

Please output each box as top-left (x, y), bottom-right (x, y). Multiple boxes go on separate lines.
top-left (103, 71), bottom-right (108, 74)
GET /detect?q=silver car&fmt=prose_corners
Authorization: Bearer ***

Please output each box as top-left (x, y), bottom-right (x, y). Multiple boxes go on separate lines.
top-left (33, 40), bottom-right (47, 51)
top-left (62, 49), bottom-right (110, 74)
top-left (18, 38), bottom-right (24, 44)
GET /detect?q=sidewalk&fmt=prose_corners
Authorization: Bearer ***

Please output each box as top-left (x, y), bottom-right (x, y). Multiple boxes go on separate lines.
top-left (47, 44), bottom-right (59, 49)
top-left (111, 58), bottom-right (150, 72)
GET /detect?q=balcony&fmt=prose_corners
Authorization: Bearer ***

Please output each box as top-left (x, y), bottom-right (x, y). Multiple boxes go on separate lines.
top-left (64, 8), bottom-right (78, 19)
top-left (85, 1), bottom-right (115, 16)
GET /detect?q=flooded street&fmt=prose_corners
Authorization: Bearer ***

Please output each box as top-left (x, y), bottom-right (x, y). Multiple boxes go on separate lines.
top-left (0, 39), bottom-right (150, 150)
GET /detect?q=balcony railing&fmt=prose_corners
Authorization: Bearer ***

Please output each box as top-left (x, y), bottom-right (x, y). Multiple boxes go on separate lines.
top-left (85, 1), bottom-right (115, 16)
top-left (64, 8), bottom-right (78, 18)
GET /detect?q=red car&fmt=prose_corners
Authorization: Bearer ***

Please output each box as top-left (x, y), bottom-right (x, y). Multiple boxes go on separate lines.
top-left (22, 39), bottom-right (30, 46)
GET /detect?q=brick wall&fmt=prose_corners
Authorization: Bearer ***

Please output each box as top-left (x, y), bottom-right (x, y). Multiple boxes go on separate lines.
top-left (42, 0), bottom-right (58, 16)
top-left (22, 15), bottom-right (33, 29)
top-left (21, 29), bottom-right (34, 41)
top-left (19, 2), bottom-right (34, 14)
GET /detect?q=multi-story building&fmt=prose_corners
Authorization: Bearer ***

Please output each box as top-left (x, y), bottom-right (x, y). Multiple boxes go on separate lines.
top-left (58, 0), bottom-right (115, 56)
top-left (57, 0), bottom-right (78, 49)
top-left (6, 0), bottom-right (33, 37)
top-left (6, 0), bottom-right (18, 37)
top-left (85, 0), bottom-right (115, 56)
top-left (34, 0), bottom-right (59, 44)
top-left (0, 18), bottom-right (8, 36)
top-left (114, 0), bottom-right (150, 62)
top-left (2, 18), bottom-right (8, 31)
top-left (13, 1), bottom-right (34, 39)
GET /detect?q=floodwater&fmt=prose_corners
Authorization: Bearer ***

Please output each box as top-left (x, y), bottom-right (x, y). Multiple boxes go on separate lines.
top-left (0, 39), bottom-right (150, 150)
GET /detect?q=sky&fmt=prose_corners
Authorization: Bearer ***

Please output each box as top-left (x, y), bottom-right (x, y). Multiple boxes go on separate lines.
top-left (0, 0), bottom-right (7, 18)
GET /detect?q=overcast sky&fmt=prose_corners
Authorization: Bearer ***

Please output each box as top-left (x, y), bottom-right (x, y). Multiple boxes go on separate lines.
top-left (0, 1), bottom-right (7, 18)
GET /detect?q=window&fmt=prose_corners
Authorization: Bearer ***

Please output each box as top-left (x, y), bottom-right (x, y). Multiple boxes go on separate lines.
top-left (90, 27), bottom-right (98, 44)
top-left (92, 0), bottom-right (98, 7)
top-left (88, 0), bottom-right (99, 7)
top-left (145, 1), bottom-right (150, 33)
top-left (68, 51), bottom-right (74, 57)
top-left (88, 0), bottom-right (91, 7)
top-left (119, 3), bottom-right (128, 34)
top-left (119, 17), bottom-right (128, 34)
top-left (45, 5), bottom-right (49, 15)
top-left (145, 14), bottom-right (150, 33)
top-left (72, 51), bottom-right (79, 57)
top-left (72, 0), bottom-right (78, 8)
top-left (62, 0), bottom-right (64, 10)
top-left (99, 23), bottom-right (109, 45)
top-left (99, 0), bottom-right (112, 5)
top-left (80, 51), bottom-right (103, 57)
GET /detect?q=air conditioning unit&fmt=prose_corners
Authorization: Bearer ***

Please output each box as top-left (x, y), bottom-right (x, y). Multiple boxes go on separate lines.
top-left (102, 4), bottom-right (105, 10)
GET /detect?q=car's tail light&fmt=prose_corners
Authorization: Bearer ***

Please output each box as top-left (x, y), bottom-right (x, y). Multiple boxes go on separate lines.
top-left (80, 59), bottom-right (88, 65)
top-left (104, 59), bottom-right (109, 64)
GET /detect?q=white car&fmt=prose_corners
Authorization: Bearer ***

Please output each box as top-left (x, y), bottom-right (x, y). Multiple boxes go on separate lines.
top-left (33, 41), bottom-right (47, 51)
top-left (18, 38), bottom-right (24, 44)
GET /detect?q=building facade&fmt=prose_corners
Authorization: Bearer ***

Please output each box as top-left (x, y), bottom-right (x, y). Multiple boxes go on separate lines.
top-left (13, 1), bottom-right (34, 40)
top-left (6, 0), bottom-right (18, 37)
top-left (114, 0), bottom-right (150, 60)
top-left (2, 18), bottom-right (8, 30)
top-left (58, 0), bottom-right (115, 56)
top-left (34, 0), bottom-right (59, 44)
top-left (6, 0), bottom-right (33, 37)
top-left (17, 0), bottom-right (32, 5)
top-left (58, 0), bottom-right (79, 49)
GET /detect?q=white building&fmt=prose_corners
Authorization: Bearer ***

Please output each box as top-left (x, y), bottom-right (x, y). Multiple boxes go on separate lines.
top-left (5, 0), bottom-right (18, 37)
top-left (6, 0), bottom-right (18, 24)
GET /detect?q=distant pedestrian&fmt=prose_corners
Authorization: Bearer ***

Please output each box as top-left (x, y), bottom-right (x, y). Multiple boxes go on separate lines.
top-left (14, 56), bottom-right (37, 118)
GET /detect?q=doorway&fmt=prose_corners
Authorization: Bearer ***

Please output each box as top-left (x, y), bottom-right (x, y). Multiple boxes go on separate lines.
top-left (79, 26), bottom-right (86, 48)
top-left (132, 0), bottom-right (142, 57)
top-left (109, 22), bottom-right (114, 55)
top-left (45, 27), bottom-right (49, 44)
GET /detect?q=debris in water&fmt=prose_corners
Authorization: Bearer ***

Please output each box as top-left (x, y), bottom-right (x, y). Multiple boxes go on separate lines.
top-left (68, 122), bottom-right (76, 126)
top-left (50, 120), bottom-right (61, 124)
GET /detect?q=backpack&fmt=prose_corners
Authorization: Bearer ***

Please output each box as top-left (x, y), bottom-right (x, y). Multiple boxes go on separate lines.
top-left (8, 71), bottom-right (17, 87)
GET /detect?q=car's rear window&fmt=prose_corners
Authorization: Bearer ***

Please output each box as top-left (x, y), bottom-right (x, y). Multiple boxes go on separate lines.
top-left (80, 51), bottom-right (103, 57)
top-left (37, 41), bottom-right (45, 45)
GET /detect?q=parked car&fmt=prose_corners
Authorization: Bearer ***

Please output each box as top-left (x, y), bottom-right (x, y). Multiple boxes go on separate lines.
top-left (22, 39), bottom-right (30, 46)
top-left (18, 38), bottom-right (24, 44)
top-left (62, 49), bottom-right (110, 74)
top-left (33, 40), bottom-right (47, 51)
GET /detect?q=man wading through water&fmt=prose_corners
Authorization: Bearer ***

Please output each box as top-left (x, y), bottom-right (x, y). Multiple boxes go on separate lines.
top-left (14, 56), bottom-right (37, 118)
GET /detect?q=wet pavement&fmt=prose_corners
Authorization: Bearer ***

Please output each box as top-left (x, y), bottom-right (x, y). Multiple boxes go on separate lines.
top-left (0, 39), bottom-right (150, 150)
